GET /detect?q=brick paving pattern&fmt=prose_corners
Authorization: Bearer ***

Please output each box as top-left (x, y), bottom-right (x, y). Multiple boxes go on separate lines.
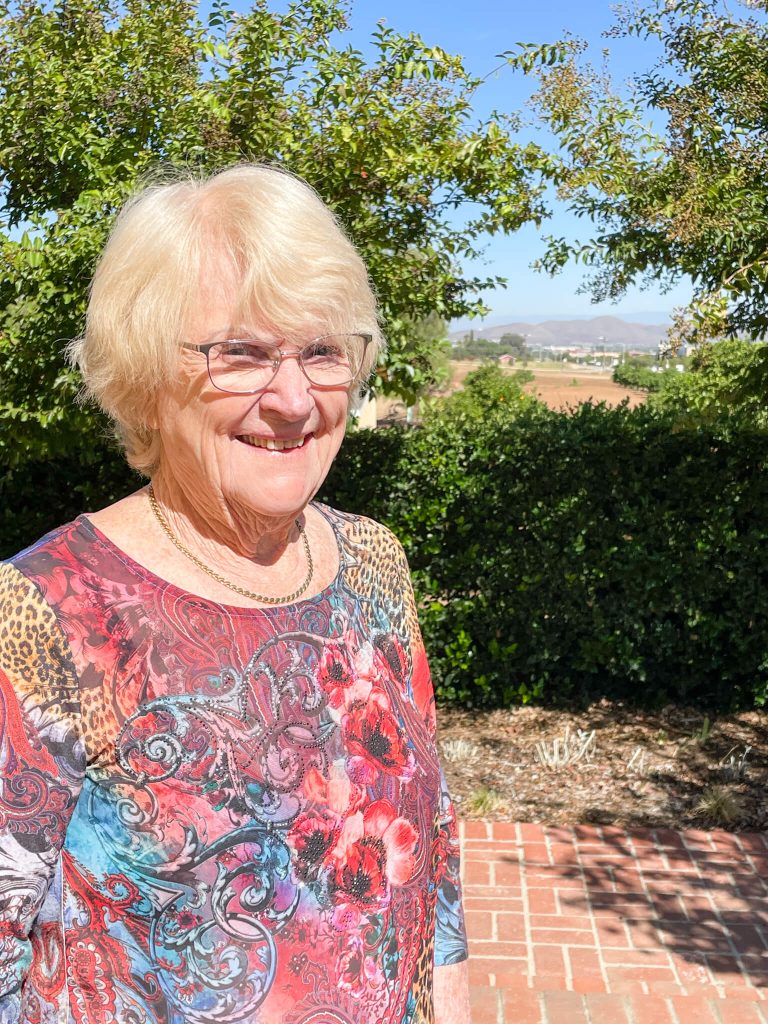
top-left (463, 822), bottom-right (768, 1023)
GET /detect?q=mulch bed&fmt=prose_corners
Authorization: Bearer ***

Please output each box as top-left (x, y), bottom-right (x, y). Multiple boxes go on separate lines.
top-left (437, 700), bottom-right (768, 831)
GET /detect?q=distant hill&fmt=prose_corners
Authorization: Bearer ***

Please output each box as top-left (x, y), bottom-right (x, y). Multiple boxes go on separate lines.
top-left (450, 315), bottom-right (670, 351)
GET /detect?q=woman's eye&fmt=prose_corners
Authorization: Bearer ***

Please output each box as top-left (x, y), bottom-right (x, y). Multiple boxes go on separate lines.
top-left (304, 343), bottom-right (344, 362)
top-left (218, 343), bottom-right (273, 363)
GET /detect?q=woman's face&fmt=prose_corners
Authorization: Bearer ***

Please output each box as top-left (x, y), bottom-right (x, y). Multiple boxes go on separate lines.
top-left (153, 259), bottom-right (350, 523)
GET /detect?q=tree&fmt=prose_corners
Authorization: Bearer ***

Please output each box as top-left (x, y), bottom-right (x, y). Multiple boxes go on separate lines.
top-left (499, 332), bottom-right (527, 358)
top-left (509, 0), bottom-right (768, 350)
top-left (0, 0), bottom-right (546, 465)
top-left (651, 339), bottom-right (768, 428)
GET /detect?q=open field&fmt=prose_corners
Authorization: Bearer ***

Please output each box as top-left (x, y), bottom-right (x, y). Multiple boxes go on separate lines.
top-left (450, 361), bottom-right (646, 411)
top-left (374, 362), bottom-right (646, 422)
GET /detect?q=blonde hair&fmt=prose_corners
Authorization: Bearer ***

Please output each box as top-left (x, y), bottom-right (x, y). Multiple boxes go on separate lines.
top-left (70, 164), bottom-right (383, 474)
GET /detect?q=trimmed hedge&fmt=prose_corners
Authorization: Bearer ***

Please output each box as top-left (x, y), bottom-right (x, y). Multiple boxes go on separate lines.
top-left (1, 439), bottom-right (138, 556)
top-left (4, 384), bottom-right (768, 710)
top-left (320, 397), bottom-right (768, 710)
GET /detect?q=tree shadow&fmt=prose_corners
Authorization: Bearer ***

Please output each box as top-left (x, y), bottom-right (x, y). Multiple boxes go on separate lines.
top-left (510, 828), bottom-right (768, 988)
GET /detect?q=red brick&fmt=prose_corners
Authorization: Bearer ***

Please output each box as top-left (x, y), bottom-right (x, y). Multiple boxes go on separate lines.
top-left (469, 940), bottom-right (527, 959)
top-left (726, 924), bottom-right (768, 953)
top-left (573, 824), bottom-right (603, 841)
top-left (521, 844), bottom-right (551, 865)
top-left (468, 985), bottom-right (500, 1024)
top-left (461, 820), bottom-right (489, 839)
top-left (670, 994), bottom-right (721, 1023)
top-left (582, 993), bottom-right (631, 1023)
top-left (533, 945), bottom-right (566, 978)
top-left (635, 979), bottom-right (685, 996)
top-left (605, 964), bottom-right (678, 984)
top-left (551, 844), bottom-right (579, 866)
top-left (669, 954), bottom-right (712, 987)
top-left (572, 975), bottom-right (607, 993)
top-left (722, 987), bottom-right (762, 1001)
top-left (595, 921), bottom-right (631, 948)
top-left (541, 991), bottom-right (587, 1023)
top-left (465, 860), bottom-right (491, 886)
top-left (471, 956), bottom-right (528, 978)
top-left (612, 868), bottom-right (645, 893)
top-left (622, 919), bottom-right (659, 948)
top-left (683, 831), bottom-right (718, 849)
top-left (532, 928), bottom-right (594, 946)
top-left (490, 821), bottom-right (519, 841)
top-left (531, 871), bottom-right (583, 889)
top-left (527, 888), bottom-right (557, 914)
top-left (627, 993), bottom-right (676, 1024)
top-left (530, 914), bottom-right (595, 932)
top-left (635, 853), bottom-right (670, 871)
top-left (465, 910), bottom-right (494, 940)
top-left (464, 895), bottom-right (522, 911)
top-left (566, 947), bottom-right (604, 978)
top-left (740, 835), bottom-right (768, 854)
top-left (501, 988), bottom-right (543, 1023)
top-left (494, 860), bottom-right (522, 886)
top-left (606, 976), bottom-right (651, 994)
top-left (468, 959), bottom-right (492, 985)
top-left (497, 913), bottom-right (526, 941)
top-left (717, 1002), bottom-right (768, 1024)
top-left (602, 948), bottom-right (672, 967)
top-left (518, 822), bottom-right (546, 841)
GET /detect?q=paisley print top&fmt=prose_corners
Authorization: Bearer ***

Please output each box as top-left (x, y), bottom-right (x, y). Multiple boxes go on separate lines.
top-left (0, 506), bottom-right (467, 1024)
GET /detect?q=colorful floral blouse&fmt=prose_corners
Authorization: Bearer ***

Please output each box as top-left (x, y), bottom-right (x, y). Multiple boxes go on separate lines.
top-left (0, 506), bottom-right (467, 1024)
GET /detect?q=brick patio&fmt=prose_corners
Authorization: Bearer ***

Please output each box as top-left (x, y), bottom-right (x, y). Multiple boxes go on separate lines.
top-left (462, 821), bottom-right (768, 1023)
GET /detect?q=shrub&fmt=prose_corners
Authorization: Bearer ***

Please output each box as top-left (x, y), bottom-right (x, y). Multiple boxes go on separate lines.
top-left (613, 360), bottom-right (667, 391)
top-left (322, 396), bottom-right (768, 711)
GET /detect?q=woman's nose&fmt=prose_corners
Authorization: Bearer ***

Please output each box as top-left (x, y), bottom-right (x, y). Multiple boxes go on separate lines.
top-left (258, 352), bottom-right (314, 418)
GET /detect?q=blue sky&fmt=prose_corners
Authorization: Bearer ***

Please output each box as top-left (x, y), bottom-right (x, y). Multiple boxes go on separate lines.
top-left (341, 0), bottom-right (690, 326)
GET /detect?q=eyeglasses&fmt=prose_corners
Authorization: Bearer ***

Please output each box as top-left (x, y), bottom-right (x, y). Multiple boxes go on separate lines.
top-left (183, 333), bottom-right (372, 395)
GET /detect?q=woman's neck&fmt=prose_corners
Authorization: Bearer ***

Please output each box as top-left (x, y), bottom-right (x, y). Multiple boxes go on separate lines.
top-left (149, 470), bottom-right (303, 567)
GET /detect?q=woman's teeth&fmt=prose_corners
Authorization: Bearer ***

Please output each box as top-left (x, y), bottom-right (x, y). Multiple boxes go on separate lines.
top-left (239, 435), bottom-right (308, 451)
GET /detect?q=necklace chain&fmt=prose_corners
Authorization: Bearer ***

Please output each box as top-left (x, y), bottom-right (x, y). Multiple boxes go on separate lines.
top-left (147, 484), bottom-right (314, 605)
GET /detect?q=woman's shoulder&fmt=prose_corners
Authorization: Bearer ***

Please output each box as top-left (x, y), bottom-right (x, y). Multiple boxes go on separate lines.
top-left (314, 502), bottom-right (406, 556)
top-left (6, 518), bottom-right (85, 578)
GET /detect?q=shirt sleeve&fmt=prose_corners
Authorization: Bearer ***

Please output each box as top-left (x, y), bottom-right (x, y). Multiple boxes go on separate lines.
top-left (433, 765), bottom-right (469, 966)
top-left (0, 562), bottom-right (86, 1016)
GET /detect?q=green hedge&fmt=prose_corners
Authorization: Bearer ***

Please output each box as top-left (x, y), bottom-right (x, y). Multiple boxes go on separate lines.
top-left (4, 381), bottom-right (768, 710)
top-left (321, 394), bottom-right (768, 710)
top-left (0, 439), bottom-right (138, 556)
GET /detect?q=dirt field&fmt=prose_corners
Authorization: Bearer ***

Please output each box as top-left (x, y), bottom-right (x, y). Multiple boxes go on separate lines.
top-left (450, 361), bottom-right (645, 411)
top-left (375, 362), bottom-right (645, 422)
top-left (522, 366), bottom-right (645, 411)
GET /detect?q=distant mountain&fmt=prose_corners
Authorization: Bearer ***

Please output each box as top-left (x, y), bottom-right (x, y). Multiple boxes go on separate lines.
top-left (450, 315), bottom-right (670, 350)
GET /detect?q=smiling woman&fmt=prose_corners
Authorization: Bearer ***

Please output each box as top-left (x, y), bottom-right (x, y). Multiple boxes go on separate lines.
top-left (0, 165), bottom-right (469, 1024)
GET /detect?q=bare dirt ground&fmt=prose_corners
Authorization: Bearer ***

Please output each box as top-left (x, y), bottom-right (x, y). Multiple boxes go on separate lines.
top-left (376, 363), bottom-right (645, 422)
top-left (449, 361), bottom-right (645, 411)
top-left (521, 366), bottom-right (645, 411)
top-left (436, 702), bottom-right (768, 832)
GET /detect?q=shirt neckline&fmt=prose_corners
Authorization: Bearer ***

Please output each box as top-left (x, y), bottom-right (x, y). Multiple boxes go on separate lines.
top-left (75, 502), bottom-right (348, 616)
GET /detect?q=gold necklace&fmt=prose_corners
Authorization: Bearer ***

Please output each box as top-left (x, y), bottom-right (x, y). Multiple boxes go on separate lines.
top-left (147, 484), bottom-right (314, 605)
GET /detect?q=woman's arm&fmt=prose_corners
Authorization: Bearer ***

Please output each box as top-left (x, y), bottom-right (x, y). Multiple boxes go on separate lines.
top-left (0, 564), bottom-right (86, 1016)
top-left (434, 959), bottom-right (471, 1024)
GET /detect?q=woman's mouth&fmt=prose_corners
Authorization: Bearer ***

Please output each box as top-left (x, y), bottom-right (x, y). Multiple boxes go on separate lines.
top-left (237, 434), bottom-right (311, 451)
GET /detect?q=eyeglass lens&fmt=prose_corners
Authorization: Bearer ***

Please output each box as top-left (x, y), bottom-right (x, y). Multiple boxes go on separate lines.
top-left (207, 335), bottom-right (364, 393)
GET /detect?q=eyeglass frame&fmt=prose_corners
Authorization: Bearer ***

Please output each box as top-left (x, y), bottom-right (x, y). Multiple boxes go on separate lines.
top-left (182, 333), bottom-right (373, 395)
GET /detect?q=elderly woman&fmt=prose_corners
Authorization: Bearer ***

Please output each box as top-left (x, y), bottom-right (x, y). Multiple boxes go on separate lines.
top-left (0, 165), bottom-right (469, 1024)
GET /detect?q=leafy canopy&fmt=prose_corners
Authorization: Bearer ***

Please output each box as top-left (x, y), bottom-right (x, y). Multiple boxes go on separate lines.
top-left (506, 0), bottom-right (768, 348)
top-left (0, 0), bottom-right (546, 464)
top-left (650, 339), bottom-right (768, 429)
